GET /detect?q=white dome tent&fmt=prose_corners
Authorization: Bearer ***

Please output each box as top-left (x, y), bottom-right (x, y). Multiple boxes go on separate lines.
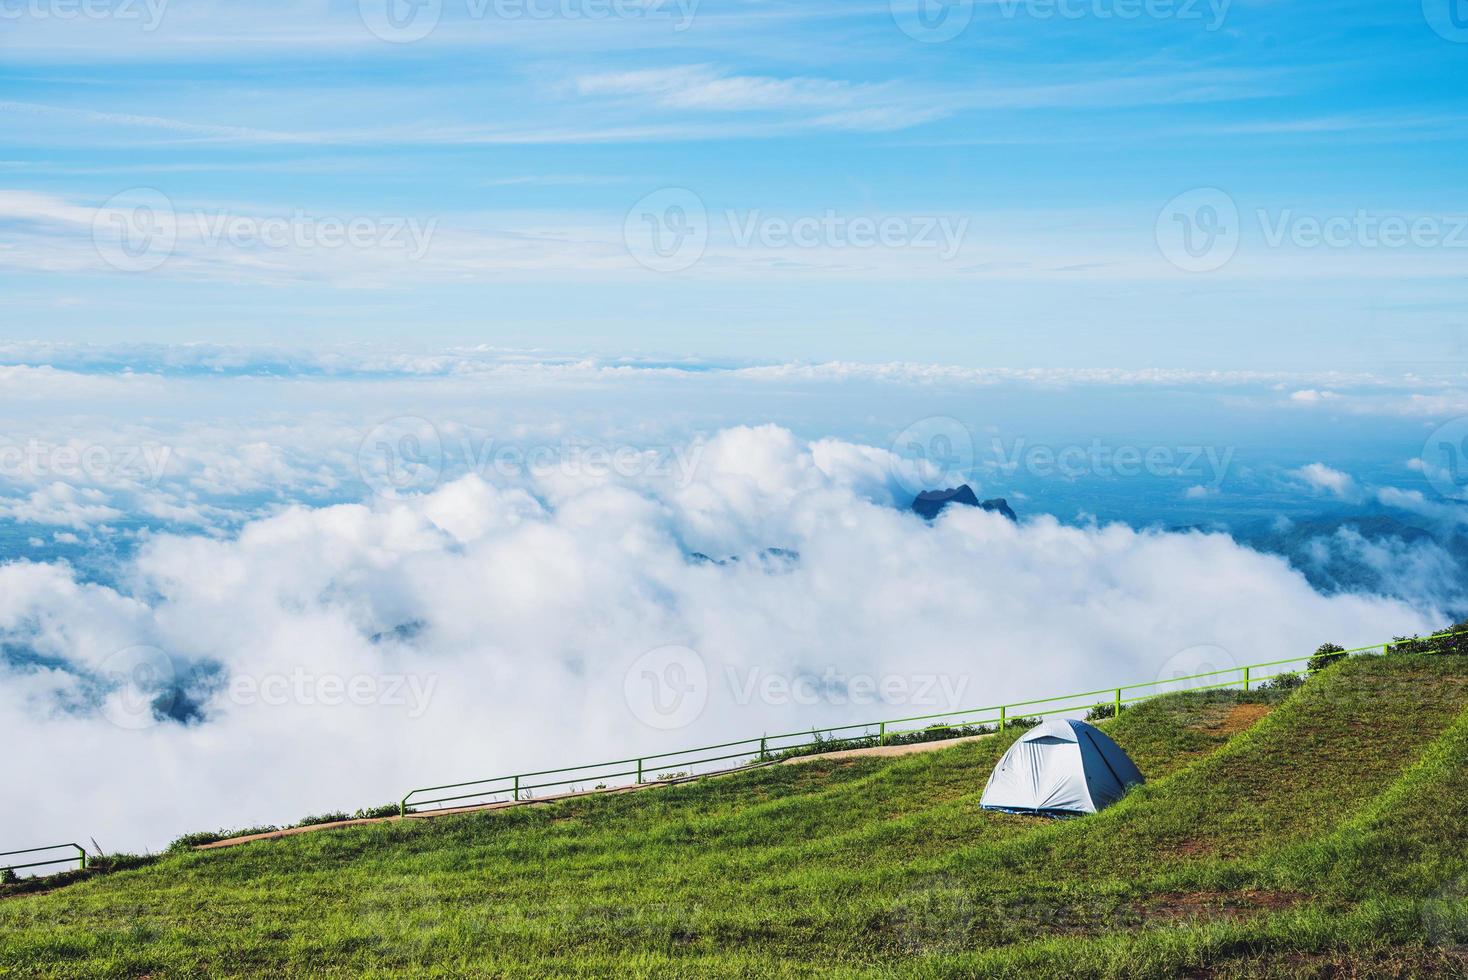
top-left (980, 718), bottom-right (1144, 816)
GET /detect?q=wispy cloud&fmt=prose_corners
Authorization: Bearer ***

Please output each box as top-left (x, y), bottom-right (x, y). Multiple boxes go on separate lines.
top-left (478, 174), bottom-right (629, 187)
top-left (0, 100), bottom-right (310, 144)
top-left (1195, 112), bottom-right (1468, 138)
top-left (574, 65), bottom-right (881, 112)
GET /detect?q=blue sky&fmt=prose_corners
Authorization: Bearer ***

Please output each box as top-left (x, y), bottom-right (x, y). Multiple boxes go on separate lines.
top-left (2, 0), bottom-right (1467, 368)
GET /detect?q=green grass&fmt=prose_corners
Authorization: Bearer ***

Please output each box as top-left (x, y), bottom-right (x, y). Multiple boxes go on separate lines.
top-left (3, 653), bottom-right (1468, 978)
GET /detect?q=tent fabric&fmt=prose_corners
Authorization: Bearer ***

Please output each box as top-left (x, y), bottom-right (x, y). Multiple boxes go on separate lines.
top-left (979, 718), bottom-right (1144, 815)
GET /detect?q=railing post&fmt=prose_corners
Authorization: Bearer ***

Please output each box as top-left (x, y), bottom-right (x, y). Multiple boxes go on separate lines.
top-left (513, 775), bottom-right (520, 801)
top-left (1114, 687), bottom-right (1122, 717)
top-left (759, 736), bottom-right (767, 758)
top-left (636, 759), bottom-right (643, 784)
top-left (878, 721), bottom-right (886, 746)
top-left (1243, 666), bottom-right (1250, 692)
top-left (999, 705), bottom-right (1006, 733)
top-left (75, 845), bottom-right (86, 871)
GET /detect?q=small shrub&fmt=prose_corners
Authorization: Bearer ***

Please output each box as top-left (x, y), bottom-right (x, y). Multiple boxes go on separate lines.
top-left (295, 812), bottom-right (351, 828)
top-left (352, 803), bottom-right (406, 820)
top-left (81, 853), bottom-right (153, 874)
top-left (1, 867), bottom-right (18, 886)
top-left (1086, 702), bottom-right (1127, 722)
top-left (1259, 671), bottom-right (1303, 692)
top-left (1308, 643), bottom-right (1348, 673)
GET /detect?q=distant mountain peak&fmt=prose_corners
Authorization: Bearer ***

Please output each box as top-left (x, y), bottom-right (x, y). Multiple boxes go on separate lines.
top-left (912, 485), bottom-right (1017, 522)
top-left (688, 547), bottom-right (800, 567)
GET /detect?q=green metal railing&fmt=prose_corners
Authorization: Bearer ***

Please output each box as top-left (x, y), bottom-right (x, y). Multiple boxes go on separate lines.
top-left (400, 630), bottom-right (1463, 817)
top-left (1, 843), bottom-right (87, 876)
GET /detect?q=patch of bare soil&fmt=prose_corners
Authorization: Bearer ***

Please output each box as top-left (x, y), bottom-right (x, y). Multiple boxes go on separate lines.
top-left (1199, 702), bottom-right (1275, 737)
top-left (1140, 888), bottom-right (1306, 925)
top-left (1195, 946), bottom-right (1468, 979)
top-left (1166, 838), bottom-right (1216, 859)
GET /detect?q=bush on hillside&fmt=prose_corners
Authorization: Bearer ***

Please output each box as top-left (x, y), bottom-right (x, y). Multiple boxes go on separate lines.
top-left (354, 803), bottom-right (406, 820)
top-left (294, 804), bottom-right (402, 828)
top-left (885, 723), bottom-right (992, 746)
top-left (296, 812), bottom-right (351, 828)
top-left (167, 826), bottom-right (281, 852)
top-left (80, 853), bottom-right (153, 874)
top-left (772, 730), bottom-right (879, 761)
top-left (1388, 619), bottom-right (1468, 657)
top-left (0, 868), bottom-right (18, 886)
top-left (1259, 671), bottom-right (1303, 692)
top-left (1308, 643), bottom-right (1348, 673)
top-left (1085, 702), bottom-right (1128, 721)
top-left (766, 721), bottom-right (996, 762)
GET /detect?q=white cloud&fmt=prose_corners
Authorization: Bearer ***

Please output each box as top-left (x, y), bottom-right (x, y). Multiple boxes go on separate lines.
top-left (0, 101), bottom-right (302, 144)
top-left (1376, 486), bottom-right (1468, 528)
top-left (0, 346), bottom-right (1460, 536)
top-left (731, 361), bottom-right (1398, 389)
top-left (574, 66), bottom-right (876, 112)
top-left (1290, 462), bottom-right (1359, 499)
top-left (0, 483), bottom-right (125, 529)
top-left (1288, 389), bottom-right (1338, 403)
top-left (0, 426), bottom-right (1439, 857)
top-left (2, 342), bottom-right (1444, 390)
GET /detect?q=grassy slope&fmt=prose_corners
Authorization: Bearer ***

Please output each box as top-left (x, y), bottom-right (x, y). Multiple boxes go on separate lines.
top-left (2, 654), bottom-right (1467, 979)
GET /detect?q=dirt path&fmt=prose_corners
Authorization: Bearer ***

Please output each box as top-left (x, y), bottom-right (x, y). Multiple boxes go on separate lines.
top-left (194, 733), bottom-right (989, 851)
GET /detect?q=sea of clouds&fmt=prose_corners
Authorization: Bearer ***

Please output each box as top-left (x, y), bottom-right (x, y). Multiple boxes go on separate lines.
top-left (1, 347), bottom-right (1465, 855)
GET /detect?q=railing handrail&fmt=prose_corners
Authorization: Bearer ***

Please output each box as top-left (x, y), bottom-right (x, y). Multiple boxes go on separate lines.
top-left (398, 627), bottom-right (1467, 816)
top-left (0, 843), bottom-right (87, 875)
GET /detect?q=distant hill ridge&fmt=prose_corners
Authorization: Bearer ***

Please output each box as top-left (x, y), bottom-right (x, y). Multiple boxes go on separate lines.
top-left (911, 484), bottom-right (1018, 522)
